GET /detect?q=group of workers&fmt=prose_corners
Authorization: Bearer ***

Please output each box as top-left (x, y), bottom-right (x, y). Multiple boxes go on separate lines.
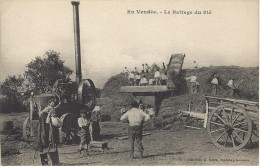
top-left (37, 101), bottom-right (101, 165)
top-left (124, 62), bottom-right (168, 86)
top-left (186, 73), bottom-right (241, 97)
top-left (37, 97), bottom-right (154, 165)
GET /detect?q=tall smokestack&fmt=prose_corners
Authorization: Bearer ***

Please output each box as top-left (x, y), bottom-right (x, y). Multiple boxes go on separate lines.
top-left (71, 1), bottom-right (82, 83)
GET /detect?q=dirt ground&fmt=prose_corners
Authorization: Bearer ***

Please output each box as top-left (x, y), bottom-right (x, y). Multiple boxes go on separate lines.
top-left (0, 112), bottom-right (258, 166)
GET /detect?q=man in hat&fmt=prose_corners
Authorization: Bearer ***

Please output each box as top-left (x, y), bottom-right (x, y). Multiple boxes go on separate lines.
top-left (120, 101), bottom-right (150, 159)
top-left (37, 99), bottom-right (61, 165)
top-left (91, 105), bottom-right (101, 141)
top-left (78, 109), bottom-right (93, 154)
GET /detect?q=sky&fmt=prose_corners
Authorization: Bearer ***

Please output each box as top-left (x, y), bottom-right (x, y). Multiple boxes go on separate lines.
top-left (0, 0), bottom-right (259, 88)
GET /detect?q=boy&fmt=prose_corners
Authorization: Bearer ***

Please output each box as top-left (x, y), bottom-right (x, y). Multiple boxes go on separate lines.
top-left (78, 110), bottom-right (93, 154)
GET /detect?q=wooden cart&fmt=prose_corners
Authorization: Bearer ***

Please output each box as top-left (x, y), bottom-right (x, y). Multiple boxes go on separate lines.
top-left (181, 95), bottom-right (258, 151)
top-left (205, 96), bottom-right (259, 151)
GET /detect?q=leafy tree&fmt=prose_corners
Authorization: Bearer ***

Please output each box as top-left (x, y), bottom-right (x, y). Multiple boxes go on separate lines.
top-left (1, 75), bottom-right (24, 103)
top-left (0, 75), bottom-right (28, 113)
top-left (25, 50), bottom-right (73, 93)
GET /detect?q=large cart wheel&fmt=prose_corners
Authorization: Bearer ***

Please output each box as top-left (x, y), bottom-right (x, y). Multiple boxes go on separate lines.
top-left (23, 116), bottom-right (33, 142)
top-left (207, 104), bottom-right (252, 151)
top-left (78, 79), bottom-right (96, 110)
top-left (59, 113), bottom-right (79, 144)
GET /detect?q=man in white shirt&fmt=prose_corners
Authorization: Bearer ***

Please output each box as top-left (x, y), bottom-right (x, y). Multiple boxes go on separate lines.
top-left (140, 75), bottom-right (148, 86)
top-left (186, 75), bottom-right (198, 93)
top-left (135, 73), bottom-right (141, 86)
top-left (120, 101), bottom-right (150, 159)
top-left (211, 74), bottom-right (219, 95)
top-left (128, 71), bottom-right (135, 86)
top-left (154, 68), bottom-right (161, 85)
top-left (160, 72), bottom-right (168, 85)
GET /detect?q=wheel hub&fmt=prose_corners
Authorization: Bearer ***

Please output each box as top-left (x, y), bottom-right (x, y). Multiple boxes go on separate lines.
top-left (224, 124), bottom-right (233, 133)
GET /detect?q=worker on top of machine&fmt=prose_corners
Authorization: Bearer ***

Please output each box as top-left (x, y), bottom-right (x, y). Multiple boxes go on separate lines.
top-left (123, 67), bottom-right (129, 77)
top-left (145, 63), bottom-right (151, 73)
top-left (135, 72), bottom-right (141, 86)
top-left (120, 101), bottom-right (150, 159)
top-left (140, 74), bottom-right (148, 86)
top-left (148, 76), bottom-right (155, 85)
top-left (154, 68), bottom-right (161, 85)
top-left (162, 62), bottom-right (167, 73)
top-left (128, 71), bottom-right (135, 86)
top-left (91, 105), bottom-right (101, 141)
top-left (78, 109), bottom-right (93, 154)
top-left (160, 72), bottom-right (168, 85)
top-left (211, 74), bottom-right (219, 95)
top-left (134, 67), bottom-right (138, 74)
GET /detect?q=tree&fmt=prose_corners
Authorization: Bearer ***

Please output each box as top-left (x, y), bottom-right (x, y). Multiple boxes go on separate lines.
top-left (1, 75), bottom-right (24, 103)
top-left (25, 50), bottom-right (73, 93)
top-left (0, 75), bottom-right (28, 113)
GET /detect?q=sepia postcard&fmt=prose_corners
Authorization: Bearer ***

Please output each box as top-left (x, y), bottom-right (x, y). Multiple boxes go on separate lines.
top-left (0, 0), bottom-right (259, 166)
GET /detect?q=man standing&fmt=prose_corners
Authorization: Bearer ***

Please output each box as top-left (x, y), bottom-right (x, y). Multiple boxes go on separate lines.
top-left (128, 71), bottom-right (135, 86)
top-left (91, 105), bottom-right (101, 141)
top-left (154, 68), bottom-right (161, 85)
top-left (211, 74), bottom-right (219, 95)
top-left (186, 75), bottom-right (198, 93)
top-left (227, 79), bottom-right (236, 97)
top-left (120, 101), bottom-right (150, 159)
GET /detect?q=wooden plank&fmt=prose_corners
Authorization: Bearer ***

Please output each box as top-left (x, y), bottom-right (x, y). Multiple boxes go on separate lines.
top-left (205, 96), bottom-right (258, 106)
top-left (185, 126), bottom-right (201, 130)
top-left (120, 86), bottom-right (170, 93)
top-left (204, 99), bottom-right (209, 128)
top-left (180, 111), bottom-right (206, 119)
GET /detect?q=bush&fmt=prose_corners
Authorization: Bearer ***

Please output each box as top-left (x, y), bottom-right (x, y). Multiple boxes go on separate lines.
top-left (0, 97), bottom-right (28, 114)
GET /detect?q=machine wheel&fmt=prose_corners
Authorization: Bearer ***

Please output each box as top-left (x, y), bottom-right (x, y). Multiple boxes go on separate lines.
top-left (78, 79), bottom-right (96, 110)
top-left (207, 104), bottom-right (252, 151)
top-left (23, 116), bottom-right (32, 142)
top-left (59, 113), bottom-right (79, 144)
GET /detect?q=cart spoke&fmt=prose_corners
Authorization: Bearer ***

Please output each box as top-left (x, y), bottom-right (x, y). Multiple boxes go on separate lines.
top-left (252, 131), bottom-right (259, 138)
top-left (210, 128), bottom-right (225, 134)
top-left (231, 135), bottom-right (236, 148)
top-left (233, 131), bottom-right (244, 143)
top-left (221, 107), bottom-right (229, 123)
top-left (233, 121), bottom-right (248, 127)
top-left (230, 107), bottom-right (234, 123)
top-left (232, 113), bottom-right (241, 125)
top-left (216, 131), bottom-right (227, 142)
top-left (224, 134), bottom-right (229, 147)
top-left (213, 113), bottom-right (226, 124)
top-left (211, 121), bottom-right (225, 127)
top-left (233, 128), bottom-right (248, 133)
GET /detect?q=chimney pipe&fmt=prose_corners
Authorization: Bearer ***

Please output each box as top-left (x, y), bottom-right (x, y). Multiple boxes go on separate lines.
top-left (71, 1), bottom-right (82, 84)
